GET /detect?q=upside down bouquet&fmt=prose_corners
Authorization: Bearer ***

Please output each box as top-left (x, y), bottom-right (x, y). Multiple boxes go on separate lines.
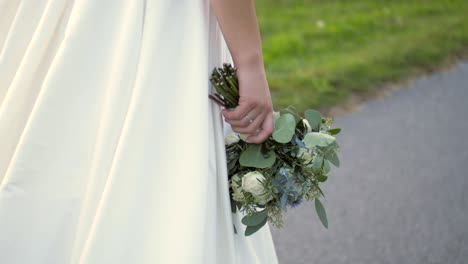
top-left (209, 63), bottom-right (342, 236)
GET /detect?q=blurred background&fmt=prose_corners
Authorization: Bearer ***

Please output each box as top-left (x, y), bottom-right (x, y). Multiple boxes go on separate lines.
top-left (255, 0), bottom-right (468, 263)
top-left (256, 0), bottom-right (467, 114)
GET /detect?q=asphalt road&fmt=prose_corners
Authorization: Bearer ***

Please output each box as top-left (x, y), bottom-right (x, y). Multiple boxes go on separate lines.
top-left (270, 61), bottom-right (468, 264)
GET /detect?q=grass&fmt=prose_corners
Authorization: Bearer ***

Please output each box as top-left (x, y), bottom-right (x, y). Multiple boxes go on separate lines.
top-left (254, 0), bottom-right (468, 114)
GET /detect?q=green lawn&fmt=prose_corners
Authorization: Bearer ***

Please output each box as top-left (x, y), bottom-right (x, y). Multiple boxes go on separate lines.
top-left (255, 0), bottom-right (468, 114)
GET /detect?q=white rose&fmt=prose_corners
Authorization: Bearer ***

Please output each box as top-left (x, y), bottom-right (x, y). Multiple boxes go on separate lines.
top-left (297, 147), bottom-right (313, 164)
top-left (241, 171), bottom-right (266, 197)
top-left (224, 133), bottom-right (240, 145)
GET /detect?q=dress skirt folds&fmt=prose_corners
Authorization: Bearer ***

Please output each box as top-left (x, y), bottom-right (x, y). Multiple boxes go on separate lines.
top-left (0, 0), bottom-right (278, 263)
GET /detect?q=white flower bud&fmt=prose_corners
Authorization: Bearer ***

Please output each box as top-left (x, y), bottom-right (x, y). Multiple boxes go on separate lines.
top-left (302, 119), bottom-right (312, 133)
top-left (224, 133), bottom-right (240, 145)
top-left (255, 192), bottom-right (274, 205)
top-left (230, 173), bottom-right (241, 190)
top-left (239, 133), bottom-right (249, 141)
top-left (232, 190), bottom-right (245, 202)
top-left (297, 147), bottom-right (313, 164)
top-left (230, 173), bottom-right (245, 202)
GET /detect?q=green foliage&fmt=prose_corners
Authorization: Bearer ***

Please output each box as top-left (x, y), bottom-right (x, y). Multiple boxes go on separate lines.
top-left (317, 174), bottom-right (328, 182)
top-left (241, 209), bottom-right (268, 226)
top-left (255, 0), bottom-right (468, 113)
top-left (304, 109), bottom-right (321, 131)
top-left (328, 128), bottom-right (342, 135)
top-left (245, 215), bottom-right (269, 236)
top-left (211, 64), bottom-right (342, 237)
top-left (324, 149), bottom-right (340, 167)
top-left (272, 113), bottom-right (297, 143)
top-left (239, 144), bottom-right (277, 168)
top-left (303, 132), bottom-right (335, 148)
top-left (315, 198), bottom-right (328, 229)
top-left (312, 155), bottom-right (324, 173)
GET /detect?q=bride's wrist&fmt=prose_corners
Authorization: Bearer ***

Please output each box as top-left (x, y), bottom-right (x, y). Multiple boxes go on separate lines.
top-left (233, 51), bottom-right (266, 79)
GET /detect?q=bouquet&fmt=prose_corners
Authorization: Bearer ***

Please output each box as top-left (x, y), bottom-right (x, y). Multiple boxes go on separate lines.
top-left (209, 63), bottom-right (342, 236)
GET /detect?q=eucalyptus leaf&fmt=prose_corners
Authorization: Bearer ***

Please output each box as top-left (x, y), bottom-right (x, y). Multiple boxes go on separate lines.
top-left (323, 159), bottom-right (331, 174)
top-left (245, 215), bottom-right (268, 236)
top-left (315, 198), bottom-right (328, 229)
top-left (241, 209), bottom-right (268, 226)
top-left (312, 155), bottom-right (324, 172)
top-left (239, 144), bottom-right (276, 168)
top-left (233, 224), bottom-right (237, 234)
top-left (272, 113), bottom-right (296, 143)
top-left (303, 132), bottom-right (335, 148)
top-left (325, 149), bottom-right (340, 167)
top-left (304, 109), bottom-right (321, 131)
top-left (328, 128), bottom-right (341, 135)
top-left (329, 140), bottom-right (339, 148)
top-left (317, 174), bottom-right (328, 182)
top-left (279, 106), bottom-right (301, 124)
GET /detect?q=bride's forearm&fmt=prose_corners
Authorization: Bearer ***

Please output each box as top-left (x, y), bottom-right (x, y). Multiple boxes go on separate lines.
top-left (209, 0), bottom-right (265, 77)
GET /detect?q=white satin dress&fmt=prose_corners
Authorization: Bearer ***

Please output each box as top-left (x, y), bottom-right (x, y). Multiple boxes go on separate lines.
top-left (0, 0), bottom-right (279, 263)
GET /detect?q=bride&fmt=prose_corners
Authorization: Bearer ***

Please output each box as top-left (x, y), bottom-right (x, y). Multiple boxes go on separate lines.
top-left (0, 0), bottom-right (278, 263)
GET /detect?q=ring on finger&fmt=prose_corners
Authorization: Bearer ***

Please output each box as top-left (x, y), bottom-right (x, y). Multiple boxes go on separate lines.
top-left (244, 115), bottom-right (254, 124)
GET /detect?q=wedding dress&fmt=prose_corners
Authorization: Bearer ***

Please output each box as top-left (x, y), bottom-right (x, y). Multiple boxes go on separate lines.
top-left (0, 0), bottom-right (279, 263)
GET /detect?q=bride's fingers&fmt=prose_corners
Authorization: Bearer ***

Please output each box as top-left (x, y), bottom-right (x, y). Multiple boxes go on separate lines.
top-left (225, 107), bottom-right (261, 128)
top-left (245, 111), bottom-right (274, 144)
top-left (231, 111), bottom-right (266, 134)
top-left (222, 101), bottom-right (255, 122)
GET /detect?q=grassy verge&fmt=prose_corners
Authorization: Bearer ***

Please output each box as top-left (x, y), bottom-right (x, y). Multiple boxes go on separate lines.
top-left (255, 0), bottom-right (468, 114)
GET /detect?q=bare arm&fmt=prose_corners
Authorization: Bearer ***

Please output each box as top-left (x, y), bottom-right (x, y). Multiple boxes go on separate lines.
top-left (210, 0), bottom-right (274, 144)
top-left (210, 0), bottom-right (264, 76)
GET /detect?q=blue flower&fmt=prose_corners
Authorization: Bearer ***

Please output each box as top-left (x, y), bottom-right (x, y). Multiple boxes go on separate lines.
top-left (289, 198), bottom-right (303, 208)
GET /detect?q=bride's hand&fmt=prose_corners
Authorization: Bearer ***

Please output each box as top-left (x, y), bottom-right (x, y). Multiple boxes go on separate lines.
top-left (221, 64), bottom-right (274, 144)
